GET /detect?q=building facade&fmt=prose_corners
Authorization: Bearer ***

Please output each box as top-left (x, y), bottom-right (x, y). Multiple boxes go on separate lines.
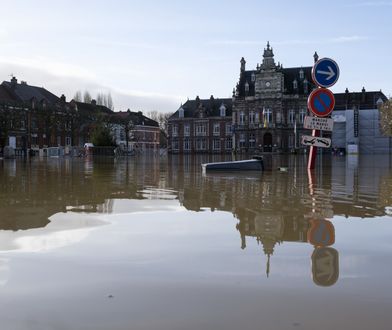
top-left (0, 77), bottom-right (159, 156)
top-left (232, 42), bottom-right (317, 153)
top-left (168, 42), bottom-right (390, 154)
top-left (111, 110), bottom-right (160, 153)
top-left (168, 96), bottom-right (233, 153)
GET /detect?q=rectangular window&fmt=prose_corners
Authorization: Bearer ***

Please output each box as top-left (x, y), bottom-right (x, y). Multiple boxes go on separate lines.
top-left (66, 137), bottom-right (72, 146)
top-left (289, 110), bottom-right (296, 124)
top-left (225, 123), bottom-right (232, 135)
top-left (184, 124), bottom-right (190, 136)
top-left (172, 124), bottom-right (178, 137)
top-left (213, 138), bottom-right (220, 150)
top-left (225, 137), bottom-right (232, 150)
top-left (57, 136), bottom-right (61, 146)
top-left (184, 138), bottom-right (191, 151)
top-left (196, 123), bottom-right (207, 136)
top-left (239, 112), bottom-right (245, 125)
top-left (276, 111), bottom-right (282, 124)
top-left (213, 123), bottom-right (220, 135)
top-left (249, 112), bottom-right (255, 124)
top-left (249, 133), bottom-right (255, 148)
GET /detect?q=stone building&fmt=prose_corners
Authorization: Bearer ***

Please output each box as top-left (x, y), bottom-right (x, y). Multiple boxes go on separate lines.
top-left (232, 42), bottom-right (317, 153)
top-left (168, 96), bottom-right (233, 153)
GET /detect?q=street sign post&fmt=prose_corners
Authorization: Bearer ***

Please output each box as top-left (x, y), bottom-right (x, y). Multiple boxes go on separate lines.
top-left (307, 56), bottom-right (339, 170)
top-left (301, 135), bottom-right (331, 148)
top-left (303, 116), bottom-right (334, 131)
top-left (312, 57), bottom-right (340, 88)
top-left (307, 88), bottom-right (335, 117)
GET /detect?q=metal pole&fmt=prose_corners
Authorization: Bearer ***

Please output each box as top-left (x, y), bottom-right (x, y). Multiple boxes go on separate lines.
top-left (307, 129), bottom-right (319, 169)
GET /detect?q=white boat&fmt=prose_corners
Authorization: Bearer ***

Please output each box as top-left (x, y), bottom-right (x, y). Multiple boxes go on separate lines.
top-left (202, 156), bottom-right (264, 172)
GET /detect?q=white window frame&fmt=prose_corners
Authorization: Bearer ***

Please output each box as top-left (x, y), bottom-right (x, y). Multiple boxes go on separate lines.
top-left (213, 123), bottom-right (220, 135)
top-left (184, 124), bottom-right (190, 137)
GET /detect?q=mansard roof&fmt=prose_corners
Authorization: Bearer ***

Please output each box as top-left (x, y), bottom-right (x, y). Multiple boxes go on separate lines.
top-left (74, 100), bottom-right (113, 114)
top-left (1, 78), bottom-right (60, 104)
top-left (282, 67), bottom-right (314, 94)
top-left (171, 97), bottom-right (233, 119)
top-left (0, 85), bottom-right (18, 103)
top-left (112, 110), bottom-right (159, 127)
top-left (334, 90), bottom-right (388, 110)
top-left (236, 66), bottom-right (315, 97)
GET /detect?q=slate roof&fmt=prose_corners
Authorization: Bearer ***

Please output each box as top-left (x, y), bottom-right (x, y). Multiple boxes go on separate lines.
top-left (334, 90), bottom-right (387, 110)
top-left (282, 67), bottom-right (315, 94)
top-left (170, 97), bottom-right (233, 119)
top-left (113, 111), bottom-right (159, 127)
top-left (1, 78), bottom-right (60, 104)
top-left (74, 101), bottom-right (113, 114)
top-left (236, 66), bottom-right (315, 97)
top-left (0, 85), bottom-right (18, 103)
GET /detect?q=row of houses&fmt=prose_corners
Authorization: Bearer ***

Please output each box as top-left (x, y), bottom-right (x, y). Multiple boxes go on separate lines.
top-left (168, 42), bottom-right (390, 154)
top-left (0, 77), bottom-right (160, 156)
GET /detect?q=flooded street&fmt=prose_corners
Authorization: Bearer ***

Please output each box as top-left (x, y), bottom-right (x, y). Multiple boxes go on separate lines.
top-left (0, 155), bottom-right (392, 330)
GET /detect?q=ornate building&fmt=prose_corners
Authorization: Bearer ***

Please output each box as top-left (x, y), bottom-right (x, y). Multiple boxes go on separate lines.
top-left (232, 42), bottom-right (317, 153)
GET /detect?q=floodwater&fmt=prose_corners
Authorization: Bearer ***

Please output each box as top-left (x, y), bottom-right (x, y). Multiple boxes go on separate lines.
top-left (0, 154), bottom-right (391, 330)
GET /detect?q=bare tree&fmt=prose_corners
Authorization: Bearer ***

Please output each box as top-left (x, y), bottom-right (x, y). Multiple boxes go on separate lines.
top-left (73, 90), bottom-right (82, 102)
top-left (83, 91), bottom-right (92, 103)
top-left (380, 98), bottom-right (392, 136)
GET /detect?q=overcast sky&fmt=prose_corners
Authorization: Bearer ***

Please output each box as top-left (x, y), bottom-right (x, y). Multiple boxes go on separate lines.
top-left (0, 0), bottom-right (391, 112)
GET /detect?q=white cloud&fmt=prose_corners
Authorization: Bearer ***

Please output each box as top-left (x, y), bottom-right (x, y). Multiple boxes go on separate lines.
top-left (0, 56), bottom-right (97, 81)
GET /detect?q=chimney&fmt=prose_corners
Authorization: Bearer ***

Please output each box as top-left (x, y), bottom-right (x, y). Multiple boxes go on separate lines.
top-left (91, 99), bottom-right (97, 106)
top-left (60, 94), bottom-right (66, 102)
top-left (11, 76), bottom-right (17, 87)
top-left (361, 87), bottom-right (366, 103)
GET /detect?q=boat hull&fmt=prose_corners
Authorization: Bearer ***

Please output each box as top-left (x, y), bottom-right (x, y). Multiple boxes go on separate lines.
top-left (202, 159), bottom-right (264, 172)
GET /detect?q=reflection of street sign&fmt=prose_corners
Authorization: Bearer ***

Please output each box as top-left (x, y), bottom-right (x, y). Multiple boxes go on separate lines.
top-left (312, 58), bottom-right (340, 88)
top-left (308, 219), bottom-right (335, 246)
top-left (308, 88), bottom-right (335, 117)
top-left (301, 135), bottom-right (331, 148)
top-left (312, 247), bottom-right (339, 287)
top-left (303, 116), bottom-right (334, 131)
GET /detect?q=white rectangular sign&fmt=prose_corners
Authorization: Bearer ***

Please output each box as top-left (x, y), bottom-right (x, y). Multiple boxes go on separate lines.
top-left (303, 116), bottom-right (334, 131)
top-left (301, 135), bottom-right (331, 148)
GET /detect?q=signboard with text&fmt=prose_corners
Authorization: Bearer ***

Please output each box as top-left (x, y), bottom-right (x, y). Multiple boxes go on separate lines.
top-left (303, 116), bottom-right (334, 131)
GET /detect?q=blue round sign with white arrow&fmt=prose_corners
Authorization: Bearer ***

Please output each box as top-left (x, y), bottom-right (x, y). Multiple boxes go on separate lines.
top-left (312, 57), bottom-right (340, 88)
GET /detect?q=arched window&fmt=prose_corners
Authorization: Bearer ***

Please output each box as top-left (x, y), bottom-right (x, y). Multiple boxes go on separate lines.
top-left (220, 104), bottom-right (226, 117)
top-left (299, 108), bottom-right (307, 123)
top-left (293, 79), bottom-right (298, 90)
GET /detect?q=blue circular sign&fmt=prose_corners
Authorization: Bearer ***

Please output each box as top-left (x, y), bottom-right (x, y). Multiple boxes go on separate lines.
top-left (312, 58), bottom-right (340, 88)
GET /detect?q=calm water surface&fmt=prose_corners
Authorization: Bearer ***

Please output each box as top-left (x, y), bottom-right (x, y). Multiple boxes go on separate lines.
top-left (0, 155), bottom-right (391, 330)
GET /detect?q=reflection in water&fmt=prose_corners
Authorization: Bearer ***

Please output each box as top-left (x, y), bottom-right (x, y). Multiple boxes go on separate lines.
top-left (0, 155), bottom-right (391, 288)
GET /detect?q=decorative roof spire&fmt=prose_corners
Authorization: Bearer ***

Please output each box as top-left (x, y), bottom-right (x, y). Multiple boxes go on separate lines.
top-left (313, 51), bottom-right (319, 63)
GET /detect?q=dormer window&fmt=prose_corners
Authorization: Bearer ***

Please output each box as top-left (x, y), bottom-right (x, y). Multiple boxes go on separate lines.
top-left (220, 104), bottom-right (226, 117)
top-left (178, 106), bottom-right (184, 118)
top-left (293, 79), bottom-right (298, 90)
top-left (245, 81), bottom-right (249, 93)
top-left (251, 72), bottom-right (256, 82)
top-left (299, 68), bottom-right (304, 80)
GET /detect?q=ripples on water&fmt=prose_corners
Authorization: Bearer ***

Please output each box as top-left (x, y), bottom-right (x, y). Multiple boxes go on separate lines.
top-left (0, 155), bottom-right (391, 330)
